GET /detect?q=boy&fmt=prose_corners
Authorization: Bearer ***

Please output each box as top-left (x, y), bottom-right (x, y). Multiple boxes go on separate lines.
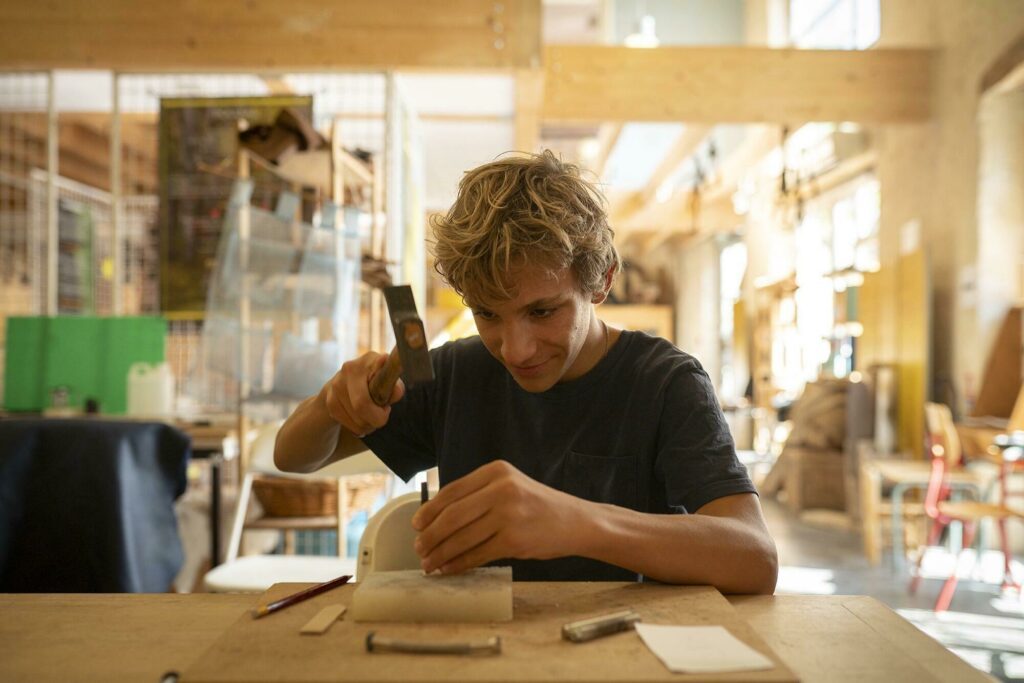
top-left (275, 151), bottom-right (777, 593)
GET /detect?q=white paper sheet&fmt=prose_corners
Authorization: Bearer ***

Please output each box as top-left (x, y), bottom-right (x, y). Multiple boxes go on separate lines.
top-left (635, 624), bottom-right (774, 674)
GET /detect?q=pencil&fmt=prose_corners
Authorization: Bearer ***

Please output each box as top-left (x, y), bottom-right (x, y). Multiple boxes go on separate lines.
top-left (251, 573), bottom-right (352, 619)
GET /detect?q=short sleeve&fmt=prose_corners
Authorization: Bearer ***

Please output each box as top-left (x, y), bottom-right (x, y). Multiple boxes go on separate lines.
top-left (655, 364), bottom-right (756, 512)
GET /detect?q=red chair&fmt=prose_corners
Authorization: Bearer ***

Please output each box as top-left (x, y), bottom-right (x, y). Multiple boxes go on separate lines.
top-left (908, 403), bottom-right (1023, 612)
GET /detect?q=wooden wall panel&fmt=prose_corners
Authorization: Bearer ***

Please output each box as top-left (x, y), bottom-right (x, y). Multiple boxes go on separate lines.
top-left (856, 269), bottom-right (883, 373)
top-left (897, 250), bottom-right (929, 459)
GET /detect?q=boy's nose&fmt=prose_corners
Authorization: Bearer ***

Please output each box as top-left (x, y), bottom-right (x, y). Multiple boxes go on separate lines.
top-left (501, 323), bottom-right (537, 365)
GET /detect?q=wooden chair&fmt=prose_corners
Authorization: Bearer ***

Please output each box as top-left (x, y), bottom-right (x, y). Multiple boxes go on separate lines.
top-left (908, 403), bottom-right (1023, 611)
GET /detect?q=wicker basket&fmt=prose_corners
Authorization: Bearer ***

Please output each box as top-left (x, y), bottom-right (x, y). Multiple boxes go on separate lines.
top-left (252, 478), bottom-right (338, 517)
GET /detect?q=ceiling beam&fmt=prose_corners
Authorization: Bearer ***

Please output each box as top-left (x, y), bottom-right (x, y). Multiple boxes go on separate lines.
top-left (637, 125), bottom-right (713, 208)
top-left (702, 125), bottom-right (780, 205)
top-left (514, 68), bottom-right (545, 153)
top-left (980, 30), bottom-right (1024, 95)
top-left (591, 122), bottom-right (622, 179)
top-left (612, 126), bottom-right (712, 233)
top-left (543, 46), bottom-right (933, 123)
top-left (0, 0), bottom-right (542, 70)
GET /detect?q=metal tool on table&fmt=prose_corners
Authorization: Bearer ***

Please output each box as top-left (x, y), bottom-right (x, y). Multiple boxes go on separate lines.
top-left (368, 285), bottom-right (434, 406)
top-left (365, 631), bottom-right (502, 655)
top-left (561, 609), bottom-right (642, 643)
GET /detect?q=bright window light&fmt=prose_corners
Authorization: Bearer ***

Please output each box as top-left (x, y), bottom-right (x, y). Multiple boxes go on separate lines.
top-left (790, 0), bottom-right (880, 49)
top-left (775, 566), bottom-right (837, 595)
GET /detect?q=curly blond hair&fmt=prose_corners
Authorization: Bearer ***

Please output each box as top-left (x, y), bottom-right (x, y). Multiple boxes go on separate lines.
top-left (430, 150), bottom-right (620, 304)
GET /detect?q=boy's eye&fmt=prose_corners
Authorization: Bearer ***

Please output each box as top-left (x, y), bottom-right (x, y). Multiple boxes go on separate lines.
top-left (531, 308), bottom-right (555, 319)
top-left (472, 310), bottom-right (496, 321)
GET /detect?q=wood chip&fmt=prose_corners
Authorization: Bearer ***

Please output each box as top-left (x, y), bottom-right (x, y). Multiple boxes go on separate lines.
top-left (300, 604), bottom-right (347, 635)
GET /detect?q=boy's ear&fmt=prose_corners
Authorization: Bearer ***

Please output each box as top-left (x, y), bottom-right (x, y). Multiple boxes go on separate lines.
top-left (591, 264), bottom-right (616, 304)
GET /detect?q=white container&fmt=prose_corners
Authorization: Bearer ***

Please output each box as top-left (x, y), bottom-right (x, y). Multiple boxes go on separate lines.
top-left (126, 362), bottom-right (175, 417)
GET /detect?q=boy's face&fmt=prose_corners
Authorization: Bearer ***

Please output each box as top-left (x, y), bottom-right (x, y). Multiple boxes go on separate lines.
top-left (467, 263), bottom-right (604, 393)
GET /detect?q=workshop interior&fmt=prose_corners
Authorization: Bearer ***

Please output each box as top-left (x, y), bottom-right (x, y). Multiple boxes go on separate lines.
top-left (1, 1), bottom-right (1024, 682)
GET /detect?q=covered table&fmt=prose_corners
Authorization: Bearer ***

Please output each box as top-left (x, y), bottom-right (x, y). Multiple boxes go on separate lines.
top-left (0, 418), bottom-right (190, 592)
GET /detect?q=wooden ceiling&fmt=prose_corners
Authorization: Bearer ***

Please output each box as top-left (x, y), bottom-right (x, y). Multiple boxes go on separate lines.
top-left (0, 0), bottom-right (937, 246)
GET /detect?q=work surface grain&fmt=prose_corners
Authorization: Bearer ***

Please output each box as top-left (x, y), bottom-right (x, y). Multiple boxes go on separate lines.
top-left (183, 582), bottom-right (796, 683)
top-left (0, 590), bottom-right (989, 683)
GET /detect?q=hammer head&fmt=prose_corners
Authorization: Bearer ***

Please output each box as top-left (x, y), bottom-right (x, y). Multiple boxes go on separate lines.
top-left (383, 285), bottom-right (434, 386)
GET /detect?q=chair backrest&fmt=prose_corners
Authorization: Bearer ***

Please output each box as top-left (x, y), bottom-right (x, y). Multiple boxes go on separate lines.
top-left (250, 420), bottom-right (392, 480)
top-left (1009, 384), bottom-right (1024, 433)
top-left (923, 402), bottom-right (961, 467)
top-left (922, 402), bottom-right (963, 518)
top-left (249, 420), bottom-right (286, 475)
top-left (225, 420), bottom-right (398, 563)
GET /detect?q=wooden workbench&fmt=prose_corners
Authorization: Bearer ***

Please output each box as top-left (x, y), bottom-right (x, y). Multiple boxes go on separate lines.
top-left (0, 589), bottom-right (987, 682)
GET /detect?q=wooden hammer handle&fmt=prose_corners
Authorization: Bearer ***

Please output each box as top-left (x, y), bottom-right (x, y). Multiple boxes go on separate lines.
top-left (368, 346), bottom-right (403, 406)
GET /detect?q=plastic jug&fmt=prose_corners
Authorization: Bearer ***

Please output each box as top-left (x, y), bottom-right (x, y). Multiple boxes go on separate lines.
top-left (126, 362), bottom-right (175, 416)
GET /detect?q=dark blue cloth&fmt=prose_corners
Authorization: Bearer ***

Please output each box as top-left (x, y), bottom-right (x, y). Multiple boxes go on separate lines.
top-left (0, 418), bottom-right (190, 592)
top-left (362, 330), bottom-right (756, 582)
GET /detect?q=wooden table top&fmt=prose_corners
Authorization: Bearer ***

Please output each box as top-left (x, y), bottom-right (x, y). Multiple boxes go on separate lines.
top-left (0, 589), bottom-right (987, 683)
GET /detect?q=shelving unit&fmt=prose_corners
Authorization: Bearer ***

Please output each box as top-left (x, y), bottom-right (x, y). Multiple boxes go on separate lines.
top-left (226, 119), bottom-right (386, 472)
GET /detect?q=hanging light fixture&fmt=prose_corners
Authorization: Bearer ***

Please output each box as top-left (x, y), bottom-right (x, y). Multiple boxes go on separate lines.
top-left (625, 2), bottom-right (659, 48)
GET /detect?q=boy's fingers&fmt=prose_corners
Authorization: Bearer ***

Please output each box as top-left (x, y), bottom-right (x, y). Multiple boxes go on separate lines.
top-left (412, 467), bottom-right (494, 530)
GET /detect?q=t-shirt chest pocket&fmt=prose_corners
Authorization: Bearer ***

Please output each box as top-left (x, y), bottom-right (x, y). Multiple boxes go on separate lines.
top-left (562, 451), bottom-right (638, 509)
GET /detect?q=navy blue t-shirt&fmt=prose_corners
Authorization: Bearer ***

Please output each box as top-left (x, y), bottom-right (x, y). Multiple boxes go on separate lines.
top-left (361, 330), bottom-right (755, 581)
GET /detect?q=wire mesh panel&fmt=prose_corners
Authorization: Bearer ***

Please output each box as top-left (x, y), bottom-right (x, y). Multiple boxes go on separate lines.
top-left (285, 73), bottom-right (386, 157)
top-left (0, 73), bottom-right (50, 308)
top-left (0, 72), bottom-right (51, 402)
top-left (32, 171), bottom-right (113, 315)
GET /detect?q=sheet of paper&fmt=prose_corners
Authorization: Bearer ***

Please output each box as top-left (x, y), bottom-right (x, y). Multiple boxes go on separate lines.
top-left (635, 623), bottom-right (774, 674)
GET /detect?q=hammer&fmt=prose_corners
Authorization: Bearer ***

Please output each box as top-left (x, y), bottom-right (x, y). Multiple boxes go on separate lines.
top-left (368, 285), bottom-right (435, 406)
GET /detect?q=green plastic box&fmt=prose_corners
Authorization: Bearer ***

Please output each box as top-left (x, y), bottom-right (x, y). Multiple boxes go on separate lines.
top-left (3, 316), bottom-right (166, 414)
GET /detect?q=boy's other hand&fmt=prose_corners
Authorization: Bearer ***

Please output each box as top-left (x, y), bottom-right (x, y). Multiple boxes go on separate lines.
top-left (411, 460), bottom-right (587, 574)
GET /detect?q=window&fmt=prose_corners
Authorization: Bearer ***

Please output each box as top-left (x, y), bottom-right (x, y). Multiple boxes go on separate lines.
top-left (792, 174), bottom-right (879, 380)
top-left (789, 0), bottom-right (880, 49)
top-left (719, 240), bottom-right (748, 401)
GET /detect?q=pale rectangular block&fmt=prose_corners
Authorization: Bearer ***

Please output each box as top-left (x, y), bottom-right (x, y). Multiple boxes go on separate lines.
top-left (350, 567), bottom-right (513, 622)
top-left (300, 604), bottom-right (347, 635)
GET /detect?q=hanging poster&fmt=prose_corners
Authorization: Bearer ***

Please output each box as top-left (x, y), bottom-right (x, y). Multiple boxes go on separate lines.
top-left (157, 95), bottom-right (314, 317)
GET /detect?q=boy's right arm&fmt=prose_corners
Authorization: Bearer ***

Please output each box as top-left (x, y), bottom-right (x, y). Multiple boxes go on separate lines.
top-left (274, 352), bottom-right (405, 473)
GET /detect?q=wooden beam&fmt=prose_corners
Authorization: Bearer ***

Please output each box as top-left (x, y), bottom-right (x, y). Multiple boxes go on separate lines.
top-left (544, 46), bottom-right (933, 123)
top-left (980, 30), bottom-right (1024, 95)
top-left (591, 122), bottom-right (622, 178)
top-left (637, 198), bottom-right (738, 254)
top-left (0, 0), bottom-right (542, 70)
top-left (609, 125), bottom-right (712, 233)
top-left (796, 149), bottom-right (877, 202)
top-left (514, 68), bottom-right (544, 153)
top-left (637, 125), bottom-right (712, 208)
top-left (702, 124), bottom-right (780, 204)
